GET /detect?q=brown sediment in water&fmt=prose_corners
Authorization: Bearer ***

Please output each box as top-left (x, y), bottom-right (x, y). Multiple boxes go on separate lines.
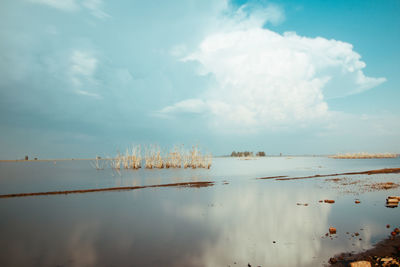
top-left (326, 178), bottom-right (342, 182)
top-left (367, 182), bottom-right (399, 190)
top-left (325, 177), bottom-right (399, 194)
top-left (0, 181), bottom-right (215, 199)
top-left (272, 168), bottom-right (400, 181)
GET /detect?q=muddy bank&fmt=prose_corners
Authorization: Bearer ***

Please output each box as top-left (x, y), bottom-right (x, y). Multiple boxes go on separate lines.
top-left (0, 181), bottom-right (215, 199)
top-left (256, 168), bottom-right (400, 181)
top-left (257, 175), bottom-right (288, 180)
top-left (329, 235), bottom-right (400, 266)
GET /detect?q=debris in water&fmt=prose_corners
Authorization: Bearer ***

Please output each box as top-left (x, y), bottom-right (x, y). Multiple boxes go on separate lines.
top-left (296, 203), bottom-right (308, 206)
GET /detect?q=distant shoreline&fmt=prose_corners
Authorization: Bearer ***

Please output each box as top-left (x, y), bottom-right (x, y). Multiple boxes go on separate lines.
top-left (0, 158), bottom-right (99, 162)
top-left (1, 154), bottom-right (399, 162)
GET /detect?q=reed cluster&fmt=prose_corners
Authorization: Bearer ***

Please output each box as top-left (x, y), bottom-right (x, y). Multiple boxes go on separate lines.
top-left (165, 145), bottom-right (183, 168)
top-left (330, 152), bottom-right (398, 159)
top-left (144, 145), bottom-right (163, 169)
top-left (107, 144), bottom-right (211, 170)
top-left (182, 146), bottom-right (212, 169)
top-left (123, 145), bottom-right (142, 169)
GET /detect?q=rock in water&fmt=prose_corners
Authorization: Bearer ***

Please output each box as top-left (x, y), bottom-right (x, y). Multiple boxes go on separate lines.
top-left (329, 257), bottom-right (337, 264)
top-left (350, 261), bottom-right (371, 267)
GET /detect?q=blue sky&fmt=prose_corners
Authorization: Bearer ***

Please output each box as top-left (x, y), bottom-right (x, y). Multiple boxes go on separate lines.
top-left (0, 0), bottom-right (399, 158)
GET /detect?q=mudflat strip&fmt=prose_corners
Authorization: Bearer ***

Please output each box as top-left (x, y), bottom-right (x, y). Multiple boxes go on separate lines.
top-left (266, 168), bottom-right (400, 181)
top-left (0, 181), bottom-right (215, 199)
top-left (256, 175), bottom-right (288, 180)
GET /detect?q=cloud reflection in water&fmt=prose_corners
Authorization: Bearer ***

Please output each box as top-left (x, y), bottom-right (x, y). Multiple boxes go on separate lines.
top-left (171, 183), bottom-right (331, 266)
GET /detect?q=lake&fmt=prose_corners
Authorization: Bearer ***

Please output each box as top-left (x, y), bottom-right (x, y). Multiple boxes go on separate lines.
top-left (0, 157), bottom-right (399, 266)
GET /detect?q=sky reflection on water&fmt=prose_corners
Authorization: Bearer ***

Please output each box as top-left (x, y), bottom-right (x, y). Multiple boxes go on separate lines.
top-left (0, 157), bottom-right (399, 266)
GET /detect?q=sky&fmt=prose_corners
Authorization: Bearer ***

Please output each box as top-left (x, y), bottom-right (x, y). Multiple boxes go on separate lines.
top-left (0, 0), bottom-right (399, 158)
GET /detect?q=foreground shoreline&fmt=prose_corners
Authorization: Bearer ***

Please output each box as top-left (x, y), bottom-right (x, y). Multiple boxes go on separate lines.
top-left (330, 235), bottom-right (400, 266)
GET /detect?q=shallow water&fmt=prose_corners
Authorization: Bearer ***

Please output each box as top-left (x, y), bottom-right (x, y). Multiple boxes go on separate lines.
top-left (0, 157), bottom-right (399, 266)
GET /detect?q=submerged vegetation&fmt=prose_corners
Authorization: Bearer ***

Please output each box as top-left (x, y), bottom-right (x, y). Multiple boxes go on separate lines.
top-left (103, 145), bottom-right (212, 170)
top-left (330, 152), bottom-right (398, 159)
top-left (90, 156), bottom-right (107, 170)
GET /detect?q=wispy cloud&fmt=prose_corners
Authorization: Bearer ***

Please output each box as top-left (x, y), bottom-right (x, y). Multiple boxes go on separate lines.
top-left (28, 0), bottom-right (78, 11)
top-left (82, 0), bottom-right (110, 19)
top-left (70, 50), bottom-right (97, 87)
top-left (160, 4), bottom-right (386, 132)
top-left (158, 99), bottom-right (208, 115)
top-left (232, 3), bottom-right (285, 27)
top-left (28, 0), bottom-right (110, 18)
top-left (69, 50), bottom-right (101, 98)
top-left (76, 89), bottom-right (101, 99)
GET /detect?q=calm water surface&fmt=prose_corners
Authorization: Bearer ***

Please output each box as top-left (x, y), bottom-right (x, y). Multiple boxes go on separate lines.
top-left (0, 157), bottom-right (399, 266)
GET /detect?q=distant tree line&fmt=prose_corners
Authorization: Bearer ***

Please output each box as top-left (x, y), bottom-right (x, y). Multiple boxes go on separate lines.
top-left (231, 151), bottom-right (266, 157)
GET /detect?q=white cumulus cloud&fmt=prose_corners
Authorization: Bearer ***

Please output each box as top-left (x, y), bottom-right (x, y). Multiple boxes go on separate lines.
top-left (160, 5), bottom-right (386, 132)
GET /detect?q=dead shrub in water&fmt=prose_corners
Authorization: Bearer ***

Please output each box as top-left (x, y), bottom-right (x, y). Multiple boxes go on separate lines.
top-left (110, 152), bottom-right (122, 170)
top-left (90, 156), bottom-right (106, 170)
